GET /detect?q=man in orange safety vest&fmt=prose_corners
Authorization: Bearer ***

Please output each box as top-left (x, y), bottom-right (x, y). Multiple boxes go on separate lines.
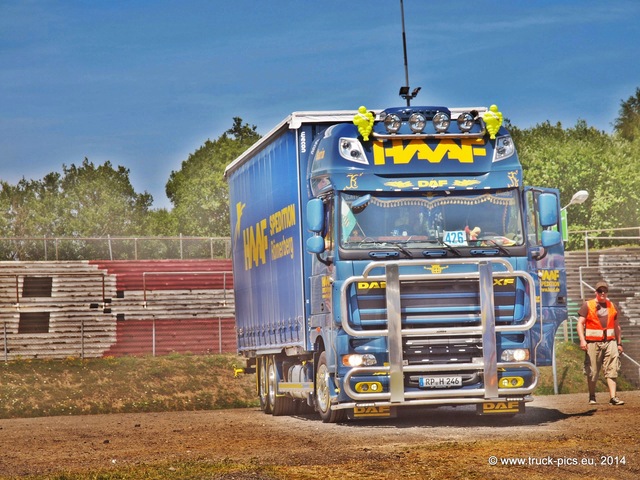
top-left (576, 281), bottom-right (624, 406)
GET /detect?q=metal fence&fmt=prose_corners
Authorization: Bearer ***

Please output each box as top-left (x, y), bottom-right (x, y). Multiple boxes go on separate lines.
top-left (568, 226), bottom-right (640, 265)
top-left (0, 236), bottom-right (232, 261)
top-left (2, 317), bottom-right (237, 361)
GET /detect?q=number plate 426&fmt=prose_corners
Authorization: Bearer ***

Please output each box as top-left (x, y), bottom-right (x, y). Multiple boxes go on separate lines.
top-left (443, 230), bottom-right (468, 247)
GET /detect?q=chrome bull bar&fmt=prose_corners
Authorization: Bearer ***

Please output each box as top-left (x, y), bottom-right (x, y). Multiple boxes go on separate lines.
top-left (339, 258), bottom-right (538, 404)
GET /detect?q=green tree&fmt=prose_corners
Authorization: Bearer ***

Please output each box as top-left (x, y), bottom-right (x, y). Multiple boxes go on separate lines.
top-left (613, 87), bottom-right (640, 142)
top-left (0, 159), bottom-right (153, 259)
top-left (60, 158), bottom-right (152, 237)
top-left (513, 119), bottom-right (640, 249)
top-left (166, 118), bottom-right (261, 236)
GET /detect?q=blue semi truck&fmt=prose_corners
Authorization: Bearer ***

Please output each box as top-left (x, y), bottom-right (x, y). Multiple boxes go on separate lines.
top-left (225, 104), bottom-right (566, 422)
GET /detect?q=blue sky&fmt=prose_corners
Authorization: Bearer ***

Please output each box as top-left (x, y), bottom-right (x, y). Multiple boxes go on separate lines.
top-left (1, 0), bottom-right (639, 209)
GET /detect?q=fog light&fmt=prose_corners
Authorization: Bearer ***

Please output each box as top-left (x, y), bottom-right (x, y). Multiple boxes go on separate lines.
top-left (343, 353), bottom-right (377, 367)
top-left (499, 376), bottom-right (524, 388)
top-left (355, 381), bottom-right (383, 393)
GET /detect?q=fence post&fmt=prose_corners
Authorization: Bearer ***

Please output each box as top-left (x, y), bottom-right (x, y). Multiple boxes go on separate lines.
top-left (3, 322), bottom-right (7, 362)
top-left (552, 340), bottom-right (558, 394)
top-left (180, 233), bottom-right (183, 260)
top-left (44, 235), bottom-right (48, 261)
top-left (152, 318), bottom-right (156, 356)
top-left (81, 318), bottom-right (85, 360)
top-left (584, 231), bottom-right (590, 267)
top-left (218, 317), bottom-right (223, 353)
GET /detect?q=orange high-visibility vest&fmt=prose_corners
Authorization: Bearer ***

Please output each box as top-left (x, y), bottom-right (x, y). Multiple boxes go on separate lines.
top-left (584, 299), bottom-right (617, 342)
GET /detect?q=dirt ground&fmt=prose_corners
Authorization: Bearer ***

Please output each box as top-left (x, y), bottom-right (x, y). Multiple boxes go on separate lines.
top-left (0, 391), bottom-right (638, 479)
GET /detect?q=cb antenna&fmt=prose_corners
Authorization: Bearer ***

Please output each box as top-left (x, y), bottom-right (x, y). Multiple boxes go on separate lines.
top-left (399, 0), bottom-right (421, 106)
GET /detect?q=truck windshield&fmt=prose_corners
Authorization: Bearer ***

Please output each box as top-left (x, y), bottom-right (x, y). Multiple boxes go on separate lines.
top-left (339, 189), bottom-right (524, 251)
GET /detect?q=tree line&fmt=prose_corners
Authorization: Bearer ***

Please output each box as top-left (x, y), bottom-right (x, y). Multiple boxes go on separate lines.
top-left (2, 89), bottom-right (639, 259)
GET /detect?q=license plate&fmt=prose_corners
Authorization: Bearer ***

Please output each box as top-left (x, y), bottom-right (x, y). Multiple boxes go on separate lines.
top-left (419, 375), bottom-right (462, 388)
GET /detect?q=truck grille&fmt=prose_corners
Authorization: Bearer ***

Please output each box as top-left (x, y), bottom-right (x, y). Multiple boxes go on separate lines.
top-left (403, 335), bottom-right (482, 364)
top-left (354, 278), bottom-right (523, 329)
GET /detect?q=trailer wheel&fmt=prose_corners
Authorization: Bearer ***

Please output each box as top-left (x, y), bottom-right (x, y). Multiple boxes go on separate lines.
top-left (267, 356), bottom-right (295, 416)
top-left (315, 351), bottom-right (347, 423)
top-left (258, 356), bottom-right (272, 414)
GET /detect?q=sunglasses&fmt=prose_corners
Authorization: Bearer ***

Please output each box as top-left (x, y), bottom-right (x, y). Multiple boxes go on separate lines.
top-left (596, 289), bottom-right (608, 294)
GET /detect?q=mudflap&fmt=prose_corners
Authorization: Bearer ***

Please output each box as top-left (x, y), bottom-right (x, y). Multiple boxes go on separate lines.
top-left (477, 400), bottom-right (525, 415)
top-left (349, 405), bottom-right (397, 420)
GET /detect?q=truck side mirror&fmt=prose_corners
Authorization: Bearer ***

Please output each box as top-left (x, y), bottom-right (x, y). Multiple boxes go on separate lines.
top-left (306, 236), bottom-right (325, 254)
top-left (537, 193), bottom-right (558, 227)
top-left (306, 199), bottom-right (324, 233)
top-left (541, 230), bottom-right (561, 248)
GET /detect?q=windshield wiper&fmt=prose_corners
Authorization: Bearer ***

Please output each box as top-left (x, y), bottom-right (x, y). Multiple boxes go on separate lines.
top-left (391, 242), bottom-right (413, 258)
top-left (356, 240), bottom-right (413, 258)
top-left (478, 238), bottom-right (509, 255)
top-left (436, 239), bottom-right (462, 257)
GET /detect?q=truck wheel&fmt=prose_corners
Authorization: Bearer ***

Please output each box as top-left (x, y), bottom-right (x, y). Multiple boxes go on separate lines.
top-left (315, 351), bottom-right (347, 423)
top-left (259, 356), bottom-right (272, 414)
top-left (268, 356), bottom-right (295, 416)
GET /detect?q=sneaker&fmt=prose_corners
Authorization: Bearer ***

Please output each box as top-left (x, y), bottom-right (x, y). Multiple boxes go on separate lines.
top-left (589, 396), bottom-right (596, 405)
top-left (609, 397), bottom-right (625, 406)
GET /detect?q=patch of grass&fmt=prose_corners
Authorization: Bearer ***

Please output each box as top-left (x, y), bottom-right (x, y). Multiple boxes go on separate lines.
top-left (0, 354), bottom-right (257, 419)
top-left (1, 343), bottom-right (633, 420)
top-left (10, 459), bottom-right (281, 480)
top-left (17, 459), bottom-right (282, 480)
top-left (536, 341), bottom-right (634, 395)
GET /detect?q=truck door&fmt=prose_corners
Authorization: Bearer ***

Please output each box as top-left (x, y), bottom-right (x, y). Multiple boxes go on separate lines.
top-left (524, 187), bottom-right (567, 366)
top-left (308, 197), bottom-right (335, 348)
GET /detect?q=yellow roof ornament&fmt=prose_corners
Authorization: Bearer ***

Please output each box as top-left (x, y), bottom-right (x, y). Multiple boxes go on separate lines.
top-left (483, 104), bottom-right (503, 140)
top-left (353, 106), bottom-right (375, 141)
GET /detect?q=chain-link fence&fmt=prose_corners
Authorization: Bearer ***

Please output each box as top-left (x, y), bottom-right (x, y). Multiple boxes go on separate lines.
top-left (0, 236), bottom-right (232, 261)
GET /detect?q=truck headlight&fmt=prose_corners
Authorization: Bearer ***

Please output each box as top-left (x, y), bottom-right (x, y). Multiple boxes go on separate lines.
top-left (339, 138), bottom-right (368, 164)
top-left (494, 135), bottom-right (515, 161)
top-left (342, 353), bottom-right (377, 367)
top-left (501, 349), bottom-right (530, 362)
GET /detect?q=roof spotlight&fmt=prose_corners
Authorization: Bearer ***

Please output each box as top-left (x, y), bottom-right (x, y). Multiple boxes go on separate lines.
top-left (433, 112), bottom-right (450, 133)
top-left (457, 112), bottom-right (475, 132)
top-left (384, 113), bottom-right (402, 134)
top-left (409, 112), bottom-right (427, 133)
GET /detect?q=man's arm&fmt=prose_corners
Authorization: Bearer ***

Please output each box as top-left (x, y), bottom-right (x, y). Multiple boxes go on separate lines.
top-left (577, 315), bottom-right (588, 351)
top-left (614, 313), bottom-right (624, 352)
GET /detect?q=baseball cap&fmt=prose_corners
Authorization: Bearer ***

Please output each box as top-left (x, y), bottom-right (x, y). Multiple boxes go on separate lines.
top-left (595, 281), bottom-right (609, 292)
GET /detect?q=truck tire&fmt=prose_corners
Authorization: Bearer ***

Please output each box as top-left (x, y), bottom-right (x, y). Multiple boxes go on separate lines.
top-left (268, 355), bottom-right (296, 416)
top-left (259, 356), bottom-right (272, 414)
top-left (315, 351), bottom-right (347, 423)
